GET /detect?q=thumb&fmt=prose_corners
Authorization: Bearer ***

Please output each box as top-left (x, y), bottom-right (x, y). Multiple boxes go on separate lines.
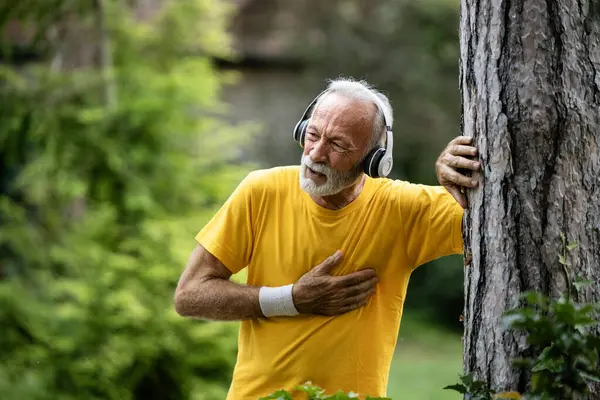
top-left (314, 250), bottom-right (343, 275)
top-left (447, 185), bottom-right (468, 209)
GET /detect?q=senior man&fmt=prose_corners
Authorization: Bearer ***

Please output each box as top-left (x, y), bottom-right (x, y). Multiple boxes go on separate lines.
top-left (174, 78), bottom-right (480, 399)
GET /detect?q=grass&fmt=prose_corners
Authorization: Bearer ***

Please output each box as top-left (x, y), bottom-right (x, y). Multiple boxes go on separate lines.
top-left (387, 311), bottom-right (463, 400)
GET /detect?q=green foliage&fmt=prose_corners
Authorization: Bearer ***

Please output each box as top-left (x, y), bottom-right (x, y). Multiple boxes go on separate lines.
top-left (443, 374), bottom-right (497, 400)
top-left (0, 0), bottom-right (253, 399)
top-left (445, 238), bottom-right (600, 400)
top-left (260, 382), bottom-right (390, 400)
top-left (503, 293), bottom-right (600, 398)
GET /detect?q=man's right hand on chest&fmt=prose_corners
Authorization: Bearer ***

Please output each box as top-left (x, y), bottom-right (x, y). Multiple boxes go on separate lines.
top-left (175, 245), bottom-right (379, 321)
top-left (291, 250), bottom-right (379, 316)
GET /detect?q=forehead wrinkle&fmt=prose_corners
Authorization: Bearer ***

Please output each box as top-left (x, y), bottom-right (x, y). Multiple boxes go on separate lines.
top-left (309, 96), bottom-right (374, 143)
top-left (308, 116), bottom-right (363, 149)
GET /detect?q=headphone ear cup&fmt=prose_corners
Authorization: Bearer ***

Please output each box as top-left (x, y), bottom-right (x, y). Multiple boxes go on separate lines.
top-left (378, 154), bottom-right (393, 177)
top-left (363, 147), bottom-right (385, 178)
top-left (294, 120), bottom-right (309, 147)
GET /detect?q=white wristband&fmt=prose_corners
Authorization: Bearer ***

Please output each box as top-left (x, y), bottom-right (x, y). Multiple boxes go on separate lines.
top-left (258, 284), bottom-right (300, 317)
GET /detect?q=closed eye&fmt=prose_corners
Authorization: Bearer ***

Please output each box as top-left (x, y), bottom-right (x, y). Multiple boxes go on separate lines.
top-left (332, 142), bottom-right (347, 152)
top-left (306, 131), bottom-right (319, 141)
top-left (306, 131), bottom-right (350, 153)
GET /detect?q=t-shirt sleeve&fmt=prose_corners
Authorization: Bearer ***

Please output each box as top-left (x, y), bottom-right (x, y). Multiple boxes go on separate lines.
top-left (195, 173), bottom-right (256, 274)
top-left (397, 182), bottom-right (464, 270)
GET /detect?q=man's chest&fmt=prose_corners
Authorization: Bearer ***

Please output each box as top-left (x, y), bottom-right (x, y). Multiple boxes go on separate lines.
top-left (246, 202), bottom-right (405, 286)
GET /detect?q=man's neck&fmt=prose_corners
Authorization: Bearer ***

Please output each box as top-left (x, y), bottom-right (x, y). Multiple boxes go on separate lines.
top-left (310, 174), bottom-right (367, 210)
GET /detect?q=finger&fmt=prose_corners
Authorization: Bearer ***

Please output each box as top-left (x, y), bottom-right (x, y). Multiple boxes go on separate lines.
top-left (341, 276), bottom-right (379, 297)
top-left (452, 136), bottom-right (474, 146)
top-left (337, 297), bottom-right (371, 314)
top-left (447, 185), bottom-right (468, 209)
top-left (314, 250), bottom-right (343, 274)
top-left (441, 167), bottom-right (478, 188)
top-left (450, 144), bottom-right (478, 158)
top-left (444, 153), bottom-right (480, 171)
top-left (336, 269), bottom-right (377, 287)
top-left (341, 286), bottom-right (377, 306)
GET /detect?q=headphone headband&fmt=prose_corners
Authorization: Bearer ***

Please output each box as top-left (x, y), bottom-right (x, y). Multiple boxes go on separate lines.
top-left (369, 94), bottom-right (394, 172)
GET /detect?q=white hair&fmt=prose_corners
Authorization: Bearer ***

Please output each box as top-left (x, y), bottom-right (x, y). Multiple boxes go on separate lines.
top-left (313, 77), bottom-right (393, 156)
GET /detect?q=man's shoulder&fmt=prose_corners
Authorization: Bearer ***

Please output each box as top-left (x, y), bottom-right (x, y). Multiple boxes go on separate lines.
top-left (247, 165), bottom-right (299, 181)
top-left (371, 178), bottom-right (454, 205)
top-left (242, 165), bottom-right (299, 194)
top-left (369, 177), bottom-right (410, 199)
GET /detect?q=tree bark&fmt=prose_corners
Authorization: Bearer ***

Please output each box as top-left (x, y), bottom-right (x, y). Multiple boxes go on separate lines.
top-left (459, 0), bottom-right (600, 395)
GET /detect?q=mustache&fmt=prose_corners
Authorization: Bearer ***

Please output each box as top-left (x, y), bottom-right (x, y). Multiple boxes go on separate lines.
top-left (302, 157), bottom-right (332, 175)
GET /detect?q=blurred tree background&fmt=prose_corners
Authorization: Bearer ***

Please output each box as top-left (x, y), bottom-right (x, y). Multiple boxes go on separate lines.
top-left (0, 1), bottom-right (253, 399)
top-left (0, 0), bottom-right (464, 399)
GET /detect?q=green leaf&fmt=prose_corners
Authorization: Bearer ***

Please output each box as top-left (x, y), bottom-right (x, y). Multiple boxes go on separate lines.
top-left (521, 291), bottom-right (549, 307)
top-left (531, 351), bottom-right (563, 373)
top-left (558, 253), bottom-right (568, 266)
top-left (296, 382), bottom-right (326, 399)
top-left (580, 371), bottom-right (600, 383)
top-left (587, 335), bottom-right (600, 352)
top-left (566, 241), bottom-right (579, 251)
top-left (552, 301), bottom-right (577, 325)
top-left (324, 390), bottom-right (355, 399)
top-left (259, 390), bottom-right (293, 400)
top-left (460, 373), bottom-right (474, 387)
top-left (573, 315), bottom-right (596, 326)
top-left (443, 384), bottom-right (467, 394)
top-left (573, 279), bottom-right (595, 290)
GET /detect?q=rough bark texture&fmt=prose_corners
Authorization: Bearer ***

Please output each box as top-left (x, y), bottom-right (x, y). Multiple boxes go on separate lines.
top-left (459, 0), bottom-right (600, 395)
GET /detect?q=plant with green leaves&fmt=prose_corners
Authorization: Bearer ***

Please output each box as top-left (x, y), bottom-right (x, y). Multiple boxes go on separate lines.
top-left (0, 1), bottom-right (254, 399)
top-left (260, 381), bottom-right (390, 400)
top-left (443, 374), bottom-right (500, 400)
top-left (445, 236), bottom-right (600, 400)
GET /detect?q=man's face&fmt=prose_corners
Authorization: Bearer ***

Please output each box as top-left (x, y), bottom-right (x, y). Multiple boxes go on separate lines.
top-left (299, 93), bottom-right (375, 196)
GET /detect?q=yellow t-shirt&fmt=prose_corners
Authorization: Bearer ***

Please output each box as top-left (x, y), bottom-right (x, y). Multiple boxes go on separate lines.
top-left (195, 166), bottom-right (463, 399)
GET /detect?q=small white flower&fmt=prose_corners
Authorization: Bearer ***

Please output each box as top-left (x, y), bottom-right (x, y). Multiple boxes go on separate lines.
top-left (348, 391), bottom-right (359, 398)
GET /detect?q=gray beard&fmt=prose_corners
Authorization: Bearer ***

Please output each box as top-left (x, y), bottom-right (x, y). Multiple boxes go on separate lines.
top-left (299, 154), bottom-right (363, 196)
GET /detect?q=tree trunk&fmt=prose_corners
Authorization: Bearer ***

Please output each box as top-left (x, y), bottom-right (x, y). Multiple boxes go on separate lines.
top-left (94, 0), bottom-right (117, 110)
top-left (459, 0), bottom-right (600, 395)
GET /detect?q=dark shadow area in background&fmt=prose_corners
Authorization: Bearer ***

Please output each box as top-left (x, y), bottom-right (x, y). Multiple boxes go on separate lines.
top-left (404, 255), bottom-right (465, 333)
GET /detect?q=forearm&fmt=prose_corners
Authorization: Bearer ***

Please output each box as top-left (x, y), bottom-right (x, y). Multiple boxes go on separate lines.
top-left (175, 278), bottom-right (263, 321)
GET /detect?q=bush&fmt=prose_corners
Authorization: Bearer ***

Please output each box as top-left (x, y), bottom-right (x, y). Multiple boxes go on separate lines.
top-left (445, 238), bottom-right (600, 400)
top-left (0, 1), bottom-right (253, 399)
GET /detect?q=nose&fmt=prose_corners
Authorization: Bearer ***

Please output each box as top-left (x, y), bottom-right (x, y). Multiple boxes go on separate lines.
top-left (309, 138), bottom-right (328, 163)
